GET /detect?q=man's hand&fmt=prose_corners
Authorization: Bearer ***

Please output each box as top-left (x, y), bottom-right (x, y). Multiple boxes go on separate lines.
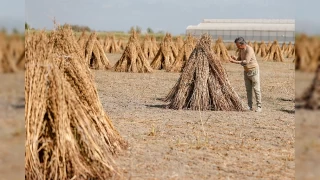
top-left (229, 58), bottom-right (237, 63)
top-left (229, 55), bottom-right (236, 63)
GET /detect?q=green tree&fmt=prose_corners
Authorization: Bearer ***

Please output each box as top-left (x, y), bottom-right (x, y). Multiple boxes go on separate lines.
top-left (0, 28), bottom-right (7, 34)
top-left (69, 24), bottom-right (91, 32)
top-left (128, 26), bottom-right (142, 34)
top-left (13, 28), bottom-right (19, 34)
top-left (25, 22), bottom-right (30, 30)
top-left (146, 27), bottom-right (154, 34)
top-left (135, 26), bottom-right (142, 34)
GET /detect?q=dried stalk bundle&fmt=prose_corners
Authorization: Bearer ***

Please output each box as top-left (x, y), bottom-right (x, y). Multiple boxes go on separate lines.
top-left (212, 37), bottom-right (231, 62)
top-left (287, 45), bottom-right (295, 58)
top-left (192, 36), bottom-right (198, 46)
top-left (103, 35), bottom-right (111, 53)
top-left (105, 35), bottom-right (121, 53)
top-left (0, 33), bottom-right (24, 73)
top-left (0, 46), bottom-right (17, 73)
top-left (264, 40), bottom-right (284, 62)
top-left (141, 34), bottom-right (155, 60)
top-left (77, 30), bottom-right (89, 51)
top-left (267, 41), bottom-right (272, 50)
top-left (151, 36), bottom-right (159, 51)
top-left (117, 38), bottom-right (126, 50)
top-left (297, 63), bottom-right (320, 109)
top-left (81, 32), bottom-right (112, 70)
top-left (281, 42), bottom-right (287, 53)
top-left (253, 41), bottom-right (259, 53)
top-left (165, 34), bottom-right (244, 111)
top-left (150, 33), bottom-right (178, 70)
top-left (113, 31), bottom-right (153, 73)
top-left (284, 42), bottom-right (293, 54)
top-left (168, 34), bottom-right (195, 72)
top-left (285, 42), bottom-right (295, 58)
top-left (227, 42), bottom-right (236, 51)
top-left (257, 41), bottom-right (267, 57)
top-left (150, 36), bottom-right (159, 55)
top-left (7, 34), bottom-right (25, 64)
top-left (175, 36), bottom-right (184, 51)
top-left (16, 50), bottom-right (25, 70)
top-left (25, 25), bottom-right (127, 180)
top-left (248, 41), bottom-right (253, 48)
top-left (97, 36), bottom-right (105, 46)
top-left (295, 35), bottom-right (320, 72)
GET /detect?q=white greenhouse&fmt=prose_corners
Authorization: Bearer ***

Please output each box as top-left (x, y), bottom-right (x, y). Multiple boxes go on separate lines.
top-left (186, 19), bottom-right (295, 43)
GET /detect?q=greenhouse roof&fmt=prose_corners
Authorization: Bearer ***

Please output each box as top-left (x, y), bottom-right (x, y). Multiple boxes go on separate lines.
top-left (187, 19), bottom-right (295, 31)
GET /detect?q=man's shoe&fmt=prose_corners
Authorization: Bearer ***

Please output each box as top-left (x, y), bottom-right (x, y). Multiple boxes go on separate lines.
top-left (247, 106), bottom-right (253, 111)
top-left (255, 107), bottom-right (262, 112)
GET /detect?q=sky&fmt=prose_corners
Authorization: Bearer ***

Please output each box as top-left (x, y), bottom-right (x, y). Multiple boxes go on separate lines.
top-left (295, 0), bottom-right (320, 35)
top-left (0, 0), bottom-right (24, 32)
top-left (1, 0), bottom-right (319, 35)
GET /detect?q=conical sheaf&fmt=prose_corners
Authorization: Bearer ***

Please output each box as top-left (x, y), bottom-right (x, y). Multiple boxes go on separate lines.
top-left (165, 34), bottom-right (244, 111)
top-left (113, 31), bottom-right (153, 73)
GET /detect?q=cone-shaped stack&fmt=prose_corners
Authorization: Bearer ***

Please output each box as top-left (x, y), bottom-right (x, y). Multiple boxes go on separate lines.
top-left (113, 31), bottom-right (153, 73)
top-left (295, 35), bottom-right (319, 71)
top-left (267, 41), bottom-right (272, 50)
top-left (264, 40), bottom-right (284, 62)
top-left (141, 34), bottom-right (156, 60)
top-left (168, 34), bottom-right (195, 72)
top-left (253, 41), bottom-right (259, 53)
top-left (0, 33), bottom-right (23, 73)
top-left (117, 38), bottom-right (126, 50)
top-left (102, 35), bottom-right (111, 53)
top-left (150, 33), bottom-right (178, 70)
top-left (175, 36), bottom-right (184, 51)
top-left (212, 37), bottom-right (231, 62)
top-left (165, 34), bottom-right (244, 111)
top-left (83, 32), bottom-right (112, 69)
top-left (25, 25), bottom-right (127, 180)
top-left (105, 35), bottom-right (121, 53)
top-left (77, 30), bottom-right (89, 52)
top-left (151, 36), bottom-right (159, 55)
top-left (227, 42), bottom-right (236, 51)
top-left (257, 40), bottom-right (267, 57)
top-left (285, 42), bottom-right (295, 58)
top-left (281, 42), bottom-right (287, 53)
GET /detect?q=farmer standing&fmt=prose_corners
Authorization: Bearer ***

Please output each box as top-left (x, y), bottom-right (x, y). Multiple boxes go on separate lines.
top-left (229, 37), bottom-right (262, 112)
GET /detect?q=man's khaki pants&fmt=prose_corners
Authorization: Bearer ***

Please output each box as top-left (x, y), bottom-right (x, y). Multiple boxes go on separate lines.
top-left (244, 68), bottom-right (262, 108)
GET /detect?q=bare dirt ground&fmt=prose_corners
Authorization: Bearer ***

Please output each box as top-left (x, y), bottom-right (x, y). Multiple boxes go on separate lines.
top-left (94, 53), bottom-right (295, 179)
top-left (0, 52), bottom-right (296, 179)
top-left (295, 71), bottom-right (320, 180)
top-left (0, 72), bottom-right (25, 180)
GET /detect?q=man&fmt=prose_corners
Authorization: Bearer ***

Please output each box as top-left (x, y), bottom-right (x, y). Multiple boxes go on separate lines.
top-left (229, 37), bottom-right (262, 112)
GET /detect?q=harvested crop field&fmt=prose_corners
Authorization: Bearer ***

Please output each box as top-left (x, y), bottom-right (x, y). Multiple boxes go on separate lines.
top-left (1, 51), bottom-right (295, 179)
top-left (93, 53), bottom-right (295, 179)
